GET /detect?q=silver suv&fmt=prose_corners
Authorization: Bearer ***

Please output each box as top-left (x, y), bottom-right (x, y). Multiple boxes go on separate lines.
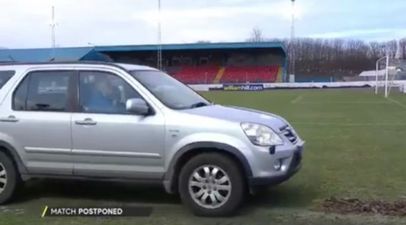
top-left (0, 62), bottom-right (304, 216)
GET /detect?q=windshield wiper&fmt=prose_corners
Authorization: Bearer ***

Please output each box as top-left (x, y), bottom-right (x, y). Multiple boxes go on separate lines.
top-left (189, 102), bottom-right (209, 108)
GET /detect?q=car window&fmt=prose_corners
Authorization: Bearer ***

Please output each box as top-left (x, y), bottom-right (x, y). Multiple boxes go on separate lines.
top-left (0, 70), bottom-right (15, 89)
top-left (79, 71), bottom-right (142, 114)
top-left (130, 70), bottom-right (209, 109)
top-left (12, 74), bottom-right (29, 111)
top-left (13, 71), bottom-right (72, 112)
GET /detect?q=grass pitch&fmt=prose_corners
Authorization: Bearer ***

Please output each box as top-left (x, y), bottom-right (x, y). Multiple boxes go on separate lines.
top-left (1, 88), bottom-right (405, 225)
top-left (204, 89), bottom-right (406, 203)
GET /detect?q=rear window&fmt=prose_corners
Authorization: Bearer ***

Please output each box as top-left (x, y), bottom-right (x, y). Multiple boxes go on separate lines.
top-left (0, 70), bottom-right (15, 89)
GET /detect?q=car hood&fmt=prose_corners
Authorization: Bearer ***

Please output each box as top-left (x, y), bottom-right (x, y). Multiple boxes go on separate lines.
top-left (182, 105), bottom-right (288, 132)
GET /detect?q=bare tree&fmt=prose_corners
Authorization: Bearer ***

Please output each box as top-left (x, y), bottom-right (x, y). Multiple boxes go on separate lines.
top-left (247, 27), bottom-right (264, 42)
top-left (401, 38), bottom-right (406, 59)
top-left (272, 37), bottom-right (397, 77)
top-left (196, 40), bottom-right (211, 44)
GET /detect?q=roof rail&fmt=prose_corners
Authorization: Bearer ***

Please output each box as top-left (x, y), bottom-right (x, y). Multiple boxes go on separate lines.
top-left (0, 61), bottom-right (158, 73)
top-left (0, 60), bottom-right (115, 66)
top-left (0, 60), bottom-right (135, 72)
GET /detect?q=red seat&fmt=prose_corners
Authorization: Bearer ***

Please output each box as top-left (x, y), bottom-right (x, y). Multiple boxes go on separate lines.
top-left (171, 65), bottom-right (219, 84)
top-left (221, 65), bottom-right (279, 83)
top-left (169, 65), bottom-right (279, 84)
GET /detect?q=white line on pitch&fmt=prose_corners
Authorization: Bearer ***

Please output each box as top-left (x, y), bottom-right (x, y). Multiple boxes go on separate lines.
top-left (291, 122), bottom-right (406, 127)
top-left (387, 97), bottom-right (406, 110)
top-left (294, 101), bottom-right (390, 104)
top-left (291, 95), bottom-right (303, 104)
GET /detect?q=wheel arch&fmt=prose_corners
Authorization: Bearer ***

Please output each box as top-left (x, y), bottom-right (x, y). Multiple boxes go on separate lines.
top-left (163, 142), bottom-right (252, 194)
top-left (0, 140), bottom-right (28, 177)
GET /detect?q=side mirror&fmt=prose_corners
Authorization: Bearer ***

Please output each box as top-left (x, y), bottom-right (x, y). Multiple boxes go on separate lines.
top-left (126, 98), bottom-right (150, 115)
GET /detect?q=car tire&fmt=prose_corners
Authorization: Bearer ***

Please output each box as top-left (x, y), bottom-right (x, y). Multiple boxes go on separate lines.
top-left (178, 153), bottom-right (246, 216)
top-left (0, 151), bottom-right (18, 204)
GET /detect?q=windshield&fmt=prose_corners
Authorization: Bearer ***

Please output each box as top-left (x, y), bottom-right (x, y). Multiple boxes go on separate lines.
top-left (130, 70), bottom-right (210, 110)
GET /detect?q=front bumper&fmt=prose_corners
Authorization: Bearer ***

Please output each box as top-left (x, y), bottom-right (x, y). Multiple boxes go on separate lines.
top-left (248, 145), bottom-right (303, 186)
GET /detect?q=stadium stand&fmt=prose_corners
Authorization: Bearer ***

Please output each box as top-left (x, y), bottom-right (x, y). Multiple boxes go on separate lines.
top-left (97, 42), bottom-right (287, 83)
top-left (0, 42), bottom-right (288, 83)
top-left (220, 65), bottom-right (279, 83)
top-left (170, 65), bottom-right (280, 84)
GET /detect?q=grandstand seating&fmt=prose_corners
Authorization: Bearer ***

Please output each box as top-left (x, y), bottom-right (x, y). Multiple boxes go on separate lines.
top-left (170, 65), bottom-right (280, 84)
top-left (220, 66), bottom-right (279, 83)
top-left (172, 65), bottom-right (219, 84)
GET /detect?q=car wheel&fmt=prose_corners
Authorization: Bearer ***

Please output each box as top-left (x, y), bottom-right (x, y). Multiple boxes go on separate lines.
top-left (178, 153), bottom-right (246, 216)
top-left (0, 151), bottom-right (18, 204)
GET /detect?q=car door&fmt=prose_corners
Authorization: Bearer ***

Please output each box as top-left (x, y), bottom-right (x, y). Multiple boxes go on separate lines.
top-left (71, 70), bottom-right (165, 179)
top-left (0, 70), bottom-right (75, 175)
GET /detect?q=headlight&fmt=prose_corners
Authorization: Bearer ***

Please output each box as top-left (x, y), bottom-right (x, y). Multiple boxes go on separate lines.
top-left (241, 122), bottom-right (284, 146)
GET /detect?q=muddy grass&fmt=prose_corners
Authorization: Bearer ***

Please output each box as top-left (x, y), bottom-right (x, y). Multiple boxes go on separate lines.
top-left (320, 197), bottom-right (406, 217)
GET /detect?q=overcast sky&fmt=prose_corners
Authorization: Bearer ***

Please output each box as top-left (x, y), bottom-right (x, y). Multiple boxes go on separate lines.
top-left (0, 0), bottom-right (405, 49)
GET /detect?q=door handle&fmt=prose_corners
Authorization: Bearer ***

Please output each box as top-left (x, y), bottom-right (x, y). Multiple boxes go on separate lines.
top-left (74, 118), bottom-right (97, 126)
top-left (0, 115), bottom-right (19, 123)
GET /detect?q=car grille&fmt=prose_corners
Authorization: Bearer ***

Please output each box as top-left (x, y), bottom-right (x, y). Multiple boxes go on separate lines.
top-left (280, 125), bottom-right (297, 144)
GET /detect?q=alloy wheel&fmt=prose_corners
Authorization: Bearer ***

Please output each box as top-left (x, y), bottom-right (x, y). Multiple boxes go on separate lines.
top-left (0, 163), bottom-right (7, 194)
top-left (188, 165), bottom-right (232, 209)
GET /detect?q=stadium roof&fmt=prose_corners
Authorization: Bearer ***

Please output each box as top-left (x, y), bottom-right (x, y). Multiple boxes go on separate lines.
top-left (0, 47), bottom-right (109, 62)
top-left (95, 41), bottom-right (286, 53)
top-left (0, 41), bottom-right (285, 63)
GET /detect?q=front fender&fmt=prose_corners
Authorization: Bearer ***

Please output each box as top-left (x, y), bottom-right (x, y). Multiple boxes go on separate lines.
top-left (163, 133), bottom-right (254, 193)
